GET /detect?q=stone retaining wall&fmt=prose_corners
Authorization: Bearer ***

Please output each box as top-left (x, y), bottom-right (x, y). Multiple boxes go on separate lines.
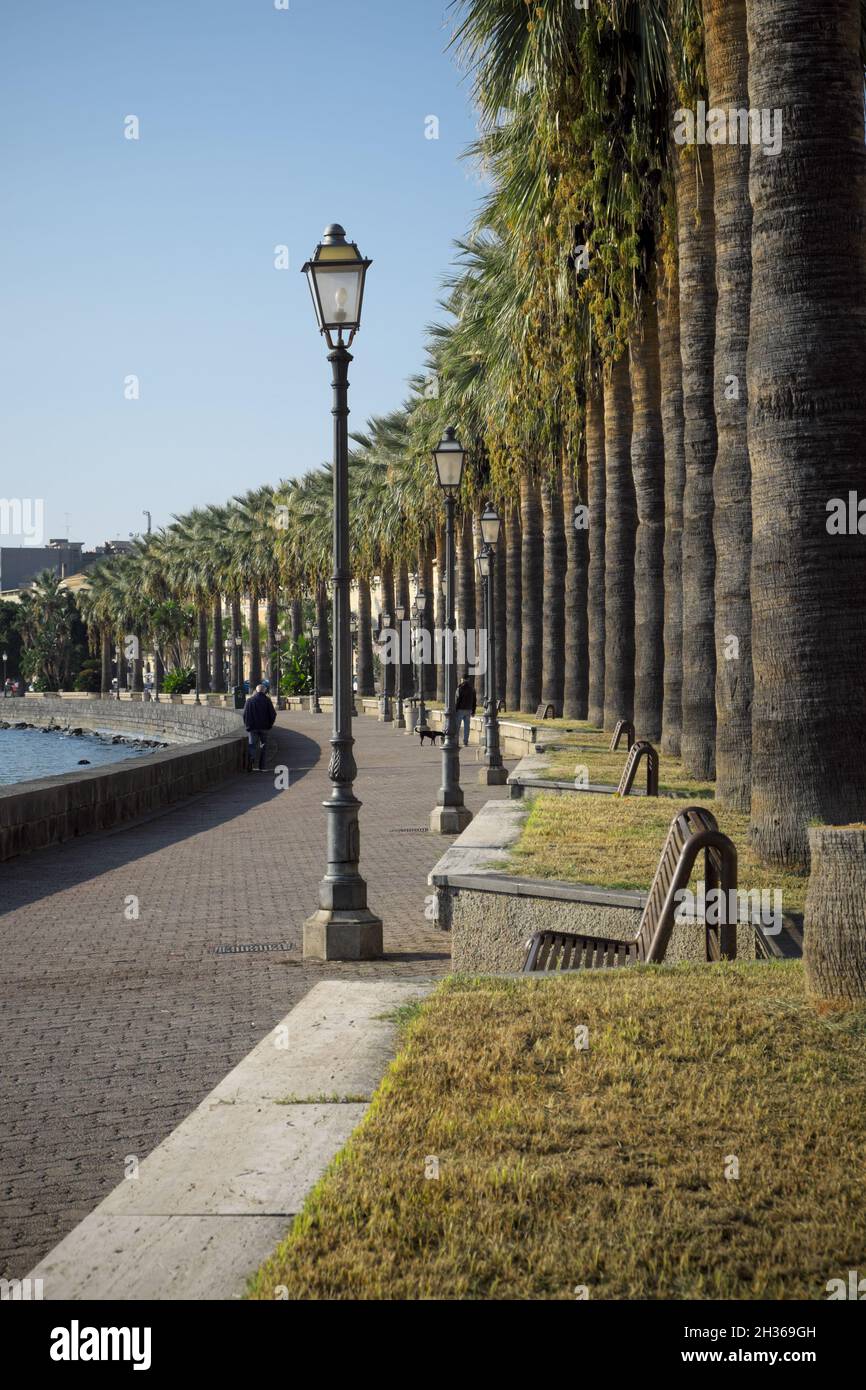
top-left (1, 700), bottom-right (246, 862)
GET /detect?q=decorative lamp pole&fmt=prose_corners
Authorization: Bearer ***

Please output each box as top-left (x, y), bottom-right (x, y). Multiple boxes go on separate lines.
top-left (414, 587), bottom-right (429, 734)
top-left (378, 612), bottom-right (393, 722)
top-left (394, 602), bottom-right (406, 729)
top-left (429, 428), bottom-right (472, 834)
top-left (477, 502), bottom-right (507, 784)
top-left (301, 224), bottom-right (382, 960)
top-left (349, 612), bottom-right (359, 715)
top-left (193, 639), bottom-right (201, 704)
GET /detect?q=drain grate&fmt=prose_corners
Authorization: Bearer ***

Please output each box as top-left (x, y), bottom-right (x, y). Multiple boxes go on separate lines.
top-left (390, 827), bottom-right (429, 834)
top-left (214, 942), bottom-right (294, 955)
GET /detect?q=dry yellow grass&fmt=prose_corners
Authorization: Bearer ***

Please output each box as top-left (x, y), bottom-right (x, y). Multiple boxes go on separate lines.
top-left (247, 966), bottom-right (866, 1300)
top-left (510, 791), bottom-right (808, 911)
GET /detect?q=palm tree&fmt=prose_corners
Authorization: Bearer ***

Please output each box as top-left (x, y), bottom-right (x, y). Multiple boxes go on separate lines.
top-left (519, 474), bottom-right (543, 713)
top-left (586, 377), bottom-right (606, 728)
top-left (746, 0), bottom-right (866, 867)
top-left (706, 0), bottom-right (753, 810)
top-left (504, 504), bottom-right (521, 711)
top-left (673, 19), bottom-right (718, 779)
top-left (658, 258), bottom-right (685, 756)
top-left (602, 352), bottom-right (636, 731)
top-left (630, 288), bottom-right (665, 741)
top-left (541, 465), bottom-right (566, 715)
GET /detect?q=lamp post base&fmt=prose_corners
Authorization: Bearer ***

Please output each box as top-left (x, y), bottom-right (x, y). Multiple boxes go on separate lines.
top-left (429, 804), bottom-right (473, 835)
top-left (303, 908), bottom-right (384, 961)
top-left (479, 765), bottom-right (509, 785)
top-left (378, 698), bottom-right (393, 722)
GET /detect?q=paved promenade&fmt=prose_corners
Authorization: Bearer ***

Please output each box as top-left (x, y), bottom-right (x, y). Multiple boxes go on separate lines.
top-left (0, 710), bottom-right (509, 1278)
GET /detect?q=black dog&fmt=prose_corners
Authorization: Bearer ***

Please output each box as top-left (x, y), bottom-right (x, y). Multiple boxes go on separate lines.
top-left (417, 727), bottom-right (443, 747)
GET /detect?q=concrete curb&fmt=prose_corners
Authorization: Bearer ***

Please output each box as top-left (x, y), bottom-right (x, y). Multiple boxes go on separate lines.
top-left (28, 979), bottom-right (433, 1300)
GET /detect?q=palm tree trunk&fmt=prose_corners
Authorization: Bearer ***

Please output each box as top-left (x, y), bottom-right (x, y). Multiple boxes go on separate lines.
top-left (155, 649), bottom-right (164, 696)
top-left (248, 594), bottom-right (262, 686)
top-left (100, 626), bottom-right (111, 696)
top-left (315, 581), bottom-right (331, 695)
top-left (266, 595), bottom-right (278, 690)
top-left (747, 0), bottom-right (866, 867)
top-left (505, 503), bottom-right (522, 711)
top-left (457, 510), bottom-right (475, 678)
top-left (706, 0), bottom-right (753, 811)
top-left (290, 597), bottom-right (303, 643)
top-left (197, 606), bottom-right (209, 694)
top-left (586, 377), bottom-right (606, 727)
top-left (494, 531), bottom-right (507, 708)
top-left (231, 596), bottom-right (243, 688)
top-left (630, 293), bottom-right (665, 741)
top-left (602, 353), bottom-right (636, 731)
top-left (564, 443), bottom-right (589, 720)
top-left (356, 577), bottom-right (374, 695)
top-left (519, 474), bottom-right (543, 713)
top-left (396, 561), bottom-right (412, 704)
top-left (212, 597), bottom-right (225, 693)
top-left (541, 465), bottom-right (566, 715)
top-left (658, 263), bottom-right (685, 757)
top-left (677, 140), bottom-right (718, 778)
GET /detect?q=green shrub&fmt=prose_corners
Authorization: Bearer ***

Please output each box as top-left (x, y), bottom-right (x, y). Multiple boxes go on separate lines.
top-left (162, 667), bottom-right (196, 695)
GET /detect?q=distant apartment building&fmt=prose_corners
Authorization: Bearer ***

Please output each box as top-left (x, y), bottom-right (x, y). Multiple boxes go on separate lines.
top-left (0, 539), bottom-right (134, 595)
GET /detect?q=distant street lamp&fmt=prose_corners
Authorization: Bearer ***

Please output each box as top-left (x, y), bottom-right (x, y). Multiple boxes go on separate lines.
top-left (430, 428), bottom-right (472, 834)
top-left (274, 627), bottom-right (283, 709)
top-left (394, 602), bottom-right (406, 730)
top-left (476, 503), bottom-right (507, 784)
top-left (301, 224), bottom-right (381, 960)
top-left (414, 587), bottom-right (429, 733)
top-left (350, 612), bottom-right (358, 715)
top-left (193, 639), bottom-right (201, 705)
top-left (378, 612), bottom-right (393, 722)
top-left (2, 651), bottom-right (7, 692)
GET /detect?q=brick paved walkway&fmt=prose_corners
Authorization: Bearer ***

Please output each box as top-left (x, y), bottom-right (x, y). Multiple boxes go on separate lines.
top-left (0, 710), bottom-right (510, 1277)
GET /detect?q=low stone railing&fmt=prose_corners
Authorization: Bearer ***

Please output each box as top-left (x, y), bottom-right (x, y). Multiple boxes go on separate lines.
top-left (1, 699), bottom-right (246, 862)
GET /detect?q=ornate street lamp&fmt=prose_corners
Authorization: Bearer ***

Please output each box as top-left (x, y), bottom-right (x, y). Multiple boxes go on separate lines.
top-left (476, 507), bottom-right (507, 784)
top-left (192, 639), bottom-right (201, 705)
top-left (393, 602), bottom-right (407, 730)
top-left (378, 612), bottom-right (393, 722)
top-left (430, 428), bottom-right (472, 833)
top-left (413, 586), bottom-right (429, 734)
top-left (274, 626), bottom-right (283, 709)
top-left (301, 224), bottom-right (382, 961)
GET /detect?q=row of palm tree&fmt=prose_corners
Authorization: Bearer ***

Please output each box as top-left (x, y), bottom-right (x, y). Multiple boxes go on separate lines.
top-left (70, 0), bottom-right (866, 875)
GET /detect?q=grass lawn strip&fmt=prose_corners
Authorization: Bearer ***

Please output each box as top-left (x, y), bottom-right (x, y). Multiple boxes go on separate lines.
top-left (508, 791), bottom-right (808, 913)
top-left (247, 966), bottom-right (866, 1300)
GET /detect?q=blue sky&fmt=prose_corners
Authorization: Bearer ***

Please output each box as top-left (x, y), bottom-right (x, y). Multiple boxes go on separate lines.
top-left (0, 0), bottom-right (483, 548)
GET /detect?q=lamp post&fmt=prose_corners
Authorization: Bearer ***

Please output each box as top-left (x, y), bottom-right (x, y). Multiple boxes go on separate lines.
top-left (349, 612), bottom-right (358, 715)
top-left (393, 602), bottom-right (406, 729)
top-left (378, 612), bottom-right (393, 722)
top-left (477, 503), bottom-right (507, 784)
top-left (2, 651), bottom-right (7, 694)
top-left (412, 589), bottom-right (429, 735)
top-left (307, 624), bottom-right (322, 713)
top-left (301, 223), bottom-right (382, 960)
top-left (193, 639), bottom-right (201, 705)
top-left (430, 428), bottom-right (472, 834)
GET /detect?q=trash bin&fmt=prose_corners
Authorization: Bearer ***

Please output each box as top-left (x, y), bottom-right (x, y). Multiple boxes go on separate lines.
top-left (233, 687), bottom-right (245, 710)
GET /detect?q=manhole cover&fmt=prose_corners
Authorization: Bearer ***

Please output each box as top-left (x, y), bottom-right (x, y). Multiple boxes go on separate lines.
top-left (214, 942), bottom-right (294, 955)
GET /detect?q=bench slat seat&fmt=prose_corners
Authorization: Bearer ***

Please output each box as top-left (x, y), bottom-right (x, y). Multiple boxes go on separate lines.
top-left (522, 806), bottom-right (738, 973)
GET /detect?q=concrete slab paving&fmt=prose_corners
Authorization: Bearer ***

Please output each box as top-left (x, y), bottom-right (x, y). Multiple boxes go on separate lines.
top-left (29, 979), bottom-right (432, 1300)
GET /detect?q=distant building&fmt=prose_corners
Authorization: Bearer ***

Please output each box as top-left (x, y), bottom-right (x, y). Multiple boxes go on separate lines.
top-left (0, 539), bottom-right (134, 595)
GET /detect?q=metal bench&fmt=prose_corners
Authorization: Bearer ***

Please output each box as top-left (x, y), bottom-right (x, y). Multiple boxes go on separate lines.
top-left (617, 740), bottom-right (659, 797)
top-left (522, 806), bottom-right (738, 972)
top-left (609, 718), bottom-right (635, 751)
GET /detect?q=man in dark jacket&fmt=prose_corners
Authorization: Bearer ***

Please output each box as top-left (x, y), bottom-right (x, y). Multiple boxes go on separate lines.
top-left (243, 683), bottom-right (276, 771)
top-left (455, 677), bottom-right (477, 747)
